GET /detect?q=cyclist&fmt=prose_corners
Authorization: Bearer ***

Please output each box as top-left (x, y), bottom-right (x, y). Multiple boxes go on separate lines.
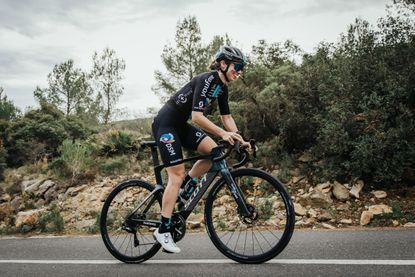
top-left (152, 46), bottom-right (251, 253)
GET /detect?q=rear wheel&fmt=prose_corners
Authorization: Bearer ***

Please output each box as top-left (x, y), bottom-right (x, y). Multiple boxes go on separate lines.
top-left (100, 179), bottom-right (162, 263)
top-left (205, 168), bottom-right (295, 263)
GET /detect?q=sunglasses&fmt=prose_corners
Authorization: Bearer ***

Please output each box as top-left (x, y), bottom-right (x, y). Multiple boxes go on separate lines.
top-left (233, 63), bottom-right (244, 72)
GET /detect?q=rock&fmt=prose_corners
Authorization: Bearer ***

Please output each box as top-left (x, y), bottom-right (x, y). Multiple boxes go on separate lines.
top-left (336, 203), bottom-right (349, 211)
top-left (404, 222), bottom-right (415, 228)
top-left (350, 180), bottom-right (364, 199)
top-left (360, 211), bottom-right (374, 225)
top-left (298, 152), bottom-right (312, 162)
top-left (372, 191), bottom-right (387, 199)
top-left (99, 187), bottom-right (113, 202)
top-left (322, 223), bottom-right (336, 230)
top-left (10, 196), bottom-right (23, 211)
top-left (368, 204), bottom-right (392, 215)
top-left (299, 191), bottom-right (332, 207)
top-left (65, 185), bottom-right (88, 197)
top-left (187, 221), bottom-right (201, 229)
top-left (340, 219), bottom-right (352, 224)
top-left (333, 182), bottom-right (350, 201)
top-left (20, 179), bottom-right (40, 192)
top-left (315, 182), bottom-right (332, 192)
top-left (294, 203), bottom-right (307, 216)
top-left (74, 219), bottom-right (96, 230)
top-left (307, 208), bottom-right (318, 218)
top-left (0, 193), bottom-right (11, 202)
top-left (295, 219), bottom-right (313, 227)
top-left (318, 211), bottom-right (333, 222)
top-left (37, 180), bottom-right (55, 197)
top-left (187, 213), bottom-right (204, 224)
top-left (392, 220), bottom-right (400, 227)
top-left (15, 208), bottom-right (46, 228)
top-left (44, 188), bottom-right (58, 203)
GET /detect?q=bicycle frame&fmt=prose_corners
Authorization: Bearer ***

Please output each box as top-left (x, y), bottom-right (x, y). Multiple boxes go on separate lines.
top-left (130, 144), bottom-right (252, 228)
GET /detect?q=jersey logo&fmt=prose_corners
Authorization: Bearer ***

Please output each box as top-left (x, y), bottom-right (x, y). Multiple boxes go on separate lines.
top-left (198, 101), bottom-right (204, 108)
top-left (160, 133), bottom-right (175, 144)
top-left (177, 94), bottom-right (187, 104)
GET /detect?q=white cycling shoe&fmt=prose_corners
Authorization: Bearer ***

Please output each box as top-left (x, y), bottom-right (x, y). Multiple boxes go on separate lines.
top-left (153, 228), bottom-right (181, 254)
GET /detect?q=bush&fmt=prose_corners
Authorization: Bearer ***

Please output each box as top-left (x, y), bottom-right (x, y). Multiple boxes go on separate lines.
top-left (98, 130), bottom-right (139, 156)
top-left (37, 204), bottom-right (64, 233)
top-left (99, 156), bottom-right (129, 175)
top-left (4, 102), bottom-right (92, 167)
top-left (50, 139), bottom-right (94, 183)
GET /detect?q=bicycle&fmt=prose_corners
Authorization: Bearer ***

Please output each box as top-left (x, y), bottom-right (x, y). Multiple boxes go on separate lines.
top-left (100, 139), bottom-right (295, 264)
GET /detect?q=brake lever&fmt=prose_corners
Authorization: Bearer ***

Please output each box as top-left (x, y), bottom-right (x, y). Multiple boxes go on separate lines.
top-left (249, 139), bottom-right (257, 158)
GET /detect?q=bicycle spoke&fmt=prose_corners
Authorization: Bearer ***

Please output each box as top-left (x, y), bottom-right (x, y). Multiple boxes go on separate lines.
top-left (255, 226), bottom-right (273, 248)
top-left (252, 229), bottom-right (265, 254)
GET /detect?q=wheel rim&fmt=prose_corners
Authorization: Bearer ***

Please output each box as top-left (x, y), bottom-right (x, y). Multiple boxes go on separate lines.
top-left (102, 184), bottom-right (161, 260)
top-left (208, 173), bottom-right (293, 259)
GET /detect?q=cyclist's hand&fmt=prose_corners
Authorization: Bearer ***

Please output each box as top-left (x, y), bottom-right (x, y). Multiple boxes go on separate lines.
top-left (241, 140), bottom-right (252, 152)
top-left (221, 132), bottom-right (243, 145)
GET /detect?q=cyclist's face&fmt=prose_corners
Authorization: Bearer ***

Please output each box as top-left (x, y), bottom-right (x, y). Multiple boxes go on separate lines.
top-left (226, 63), bottom-right (242, 82)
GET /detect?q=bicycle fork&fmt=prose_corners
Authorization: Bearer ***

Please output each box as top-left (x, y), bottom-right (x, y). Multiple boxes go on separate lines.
top-left (219, 163), bottom-right (252, 217)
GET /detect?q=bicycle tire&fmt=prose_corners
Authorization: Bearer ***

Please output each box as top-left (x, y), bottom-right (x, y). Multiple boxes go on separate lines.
top-left (100, 179), bottom-right (162, 263)
top-left (205, 168), bottom-right (295, 264)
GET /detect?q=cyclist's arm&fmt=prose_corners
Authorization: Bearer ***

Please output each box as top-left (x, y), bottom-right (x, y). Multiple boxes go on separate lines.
top-left (192, 111), bottom-right (226, 137)
top-left (192, 111), bottom-right (243, 144)
top-left (220, 114), bottom-right (238, 132)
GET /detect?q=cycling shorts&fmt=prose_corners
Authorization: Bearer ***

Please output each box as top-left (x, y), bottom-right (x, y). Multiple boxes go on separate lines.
top-left (152, 105), bottom-right (207, 167)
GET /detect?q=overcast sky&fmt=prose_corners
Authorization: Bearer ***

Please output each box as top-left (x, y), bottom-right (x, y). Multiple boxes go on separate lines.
top-left (0, 0), bottom-right (391, 118)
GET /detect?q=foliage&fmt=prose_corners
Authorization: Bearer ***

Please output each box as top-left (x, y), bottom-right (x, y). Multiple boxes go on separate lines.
top-left (91, 48), bottom-right (126, 124)
top-left (51, 139), bottom-right (94, 183)
top-left (37, 204), bottom-right (65, 233)
top-left (0, 87), bottom-right (21, 120)
top-left (4, 102), bottom-right (92, 167)
top-left (153, 15), bottom-right (232, 102)
top-left (33, 60), bottom-right (94, 118)
top-left (99, 156), bottom-right (129, 175)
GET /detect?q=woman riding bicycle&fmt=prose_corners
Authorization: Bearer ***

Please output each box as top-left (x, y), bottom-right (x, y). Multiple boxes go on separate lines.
top-left (152, 46), bottom-right (251, 253)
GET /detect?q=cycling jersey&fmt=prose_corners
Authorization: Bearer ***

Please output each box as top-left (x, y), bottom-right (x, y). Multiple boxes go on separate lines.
top-left (166, 71), bottom-right (230, 121)
top-left (152, 70), bottom-right (229, 167)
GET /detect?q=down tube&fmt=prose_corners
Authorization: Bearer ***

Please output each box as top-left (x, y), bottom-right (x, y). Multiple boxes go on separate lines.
top-left (182, 171), bottom-right (219, 215)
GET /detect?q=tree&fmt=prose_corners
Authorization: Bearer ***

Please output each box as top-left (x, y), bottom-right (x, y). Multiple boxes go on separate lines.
top-left (91, 48), bottom-right (126, 124)
top-left (34, 60), bottom-right (91, 117)
top-left (153, 16), bottom-right (212, 102)
top-left (0, 87), bottom-right (20, 120)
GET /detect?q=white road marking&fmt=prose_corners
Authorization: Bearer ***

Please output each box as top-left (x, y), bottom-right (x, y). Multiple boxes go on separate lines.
top-left (0, 259), bottom-right (414, 265)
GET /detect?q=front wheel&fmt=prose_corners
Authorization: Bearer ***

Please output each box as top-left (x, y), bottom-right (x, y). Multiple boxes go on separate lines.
top-left (205, 168), bottom-right (295, 264)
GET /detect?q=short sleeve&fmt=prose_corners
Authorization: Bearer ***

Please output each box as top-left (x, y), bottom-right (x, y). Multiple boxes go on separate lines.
top-left (218, 87), bottom-right (230, 115)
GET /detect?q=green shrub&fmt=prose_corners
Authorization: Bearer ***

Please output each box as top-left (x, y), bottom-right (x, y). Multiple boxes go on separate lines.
top-left (51, 140), bottom-right (94, 182)
top-left (99, 130), bottom-right (139, 156)
top-left (4, 102), bottom-right (92, 167)
top-left (99, 156), bottom-right (129, 175)
top-left (37, 204), bottom-right (64, 233)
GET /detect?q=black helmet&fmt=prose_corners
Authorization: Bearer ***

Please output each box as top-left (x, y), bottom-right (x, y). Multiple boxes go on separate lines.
top-left (215, 46), bottom-right (246, 65)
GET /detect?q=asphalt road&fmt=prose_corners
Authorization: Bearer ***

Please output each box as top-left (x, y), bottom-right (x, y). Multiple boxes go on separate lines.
top-left (0, 229), bottom-right (414, 277)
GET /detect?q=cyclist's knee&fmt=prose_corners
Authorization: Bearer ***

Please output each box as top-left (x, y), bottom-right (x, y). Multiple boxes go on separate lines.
top-left (197, 136), bottom-right (218, 154)
top-left (166, 164), bottom-right (185, 184)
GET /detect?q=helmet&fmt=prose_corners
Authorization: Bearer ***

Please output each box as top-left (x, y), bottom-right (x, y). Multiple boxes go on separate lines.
top-left (215, 46), bottom-right (246, 65)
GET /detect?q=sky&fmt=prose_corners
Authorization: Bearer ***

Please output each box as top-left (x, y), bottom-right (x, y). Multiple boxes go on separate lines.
top-left (0, 0), bottom-right (391, 118)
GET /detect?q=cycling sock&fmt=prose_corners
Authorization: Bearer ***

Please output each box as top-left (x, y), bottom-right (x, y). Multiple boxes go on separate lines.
top-left (159, 216), bottom-right (172, 233)
top-left (180, 174), bottom-right (192, 189)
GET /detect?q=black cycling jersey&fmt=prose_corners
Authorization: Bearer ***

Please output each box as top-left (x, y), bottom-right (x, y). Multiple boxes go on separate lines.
top-left (166, 71), bottom-right (230, 121)
top-left (152, 70), bottom-right (230, 167)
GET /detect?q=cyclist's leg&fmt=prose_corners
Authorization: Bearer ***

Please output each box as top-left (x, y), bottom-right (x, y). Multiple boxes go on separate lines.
top-left (180, 123), bottom-right (217, 178)
top-left (162, 164), bottom-right (185, 218)
top-left (189, 136), bottom-right (217, 177)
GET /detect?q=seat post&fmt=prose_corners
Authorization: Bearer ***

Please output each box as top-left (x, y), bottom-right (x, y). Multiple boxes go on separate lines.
top-left (150, 147), bottom-right (163, 186)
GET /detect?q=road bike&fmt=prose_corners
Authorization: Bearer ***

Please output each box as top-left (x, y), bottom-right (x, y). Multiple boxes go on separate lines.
top-left (100, 139), bottom-right (295, 264)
